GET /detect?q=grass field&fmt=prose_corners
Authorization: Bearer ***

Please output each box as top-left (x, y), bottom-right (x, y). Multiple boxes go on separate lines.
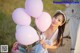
top-left (0, 0), bottom-right (66, 52)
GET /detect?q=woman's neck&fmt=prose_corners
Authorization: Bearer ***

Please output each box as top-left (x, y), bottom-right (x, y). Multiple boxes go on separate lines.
top-left (49, 25), bottom-right (58, 32)
top-left (44, 25), bottom-right (58, 39)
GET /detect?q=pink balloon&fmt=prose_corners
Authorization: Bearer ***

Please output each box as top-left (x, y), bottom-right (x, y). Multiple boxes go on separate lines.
top-left (12, 8), bottom-right (31, 26)
top-left (35, 12), bottom-right (52, 32)
top-left (25, 0), bottom-right (43, 18)
top-left (15, 26), bottom-right (39, 45)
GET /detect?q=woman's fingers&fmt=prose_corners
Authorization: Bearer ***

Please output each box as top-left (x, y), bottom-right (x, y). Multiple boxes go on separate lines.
top-left (39, 40), bottom-right (45, 44)
top-left (40, 40), bottom-right (46, 45)
top-left (12, 42), bottom-right (18, 50)
top-left (42, 43), bottom-right (48, 49)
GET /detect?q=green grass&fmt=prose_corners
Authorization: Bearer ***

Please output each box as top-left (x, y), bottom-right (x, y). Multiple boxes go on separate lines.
top-left (0, 0), bottom-right (66, 53)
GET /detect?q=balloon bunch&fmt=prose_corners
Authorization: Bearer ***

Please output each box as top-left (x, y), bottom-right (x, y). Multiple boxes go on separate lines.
top-left (12, 0), bottom-right (52, 46)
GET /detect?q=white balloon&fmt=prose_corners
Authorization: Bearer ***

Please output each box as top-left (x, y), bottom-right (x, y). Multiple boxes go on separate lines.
top-left (15, 26), bottom-right (39, 45)
top-left (25, 0), bottom-right (43, 18)
top-left (35, 12), bottom-right (52, 32)
top-left (12, 8), bottom-right (31, 26)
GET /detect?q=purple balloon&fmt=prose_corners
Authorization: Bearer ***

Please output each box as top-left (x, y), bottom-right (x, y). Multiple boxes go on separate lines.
top-left (35, 12), bottom-right (52, 32)
top-left (12, 8), bottom-right (31, 26)
top-left (25, 0), bottom-right (43, 18)
top-left (15, 26), bottom-right (39, 45)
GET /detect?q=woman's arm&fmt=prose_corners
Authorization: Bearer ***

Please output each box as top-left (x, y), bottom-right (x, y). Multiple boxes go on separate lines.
top-left (42, 43), bottom-right (58, 49)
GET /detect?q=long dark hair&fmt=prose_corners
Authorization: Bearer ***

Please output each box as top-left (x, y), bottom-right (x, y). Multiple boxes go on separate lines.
top-left (53, 12), bottom-right (66, 46)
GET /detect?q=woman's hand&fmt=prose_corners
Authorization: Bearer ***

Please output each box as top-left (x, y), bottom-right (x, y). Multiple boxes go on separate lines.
top-left (39, 40), bottom-right (48, 49)
top-left (12, 42), bottom-right (18, 50)
top-left (39, 40), bottom-right (58, 49)
top-left (39, 40), bottom-right (47, 49)
top-left (39, 39), bottom-right (45, 44)
top-left (42, 43), bottom-right (49, 49)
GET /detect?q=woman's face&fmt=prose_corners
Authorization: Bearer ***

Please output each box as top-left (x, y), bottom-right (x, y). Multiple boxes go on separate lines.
top-left (52, 15), bottom-right (64, 27)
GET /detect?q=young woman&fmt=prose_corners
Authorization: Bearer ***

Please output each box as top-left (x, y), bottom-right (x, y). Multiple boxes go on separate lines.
top-left (33, 10), bottom-right (66, 53)
top-left (11, 10), bottom-right (66, 53)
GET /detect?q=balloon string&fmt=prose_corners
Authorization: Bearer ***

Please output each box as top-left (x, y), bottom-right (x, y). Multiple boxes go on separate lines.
top-left (37, 31), bottom-right (42, 40)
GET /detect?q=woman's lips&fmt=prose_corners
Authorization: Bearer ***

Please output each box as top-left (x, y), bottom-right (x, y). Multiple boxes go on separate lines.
top-left (52, 21), bottom-right (56, 24)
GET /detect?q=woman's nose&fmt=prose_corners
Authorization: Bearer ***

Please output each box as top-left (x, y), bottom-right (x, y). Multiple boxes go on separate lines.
top-left (52, 19), bottom-right (57, 24)
top-left (52, 19), bottom-right (55, 23)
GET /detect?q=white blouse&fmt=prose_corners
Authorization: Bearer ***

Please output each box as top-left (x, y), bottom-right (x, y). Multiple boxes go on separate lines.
top-left (40, 29), bottom-right (58, 46)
